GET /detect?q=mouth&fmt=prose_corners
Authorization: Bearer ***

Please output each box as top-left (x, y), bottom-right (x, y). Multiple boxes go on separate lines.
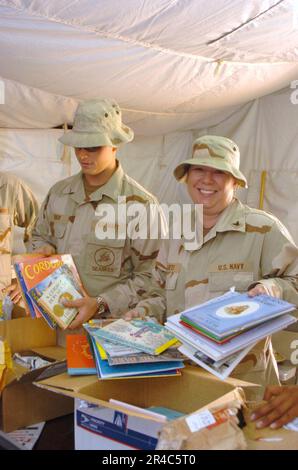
top-left (197, 188), bottom-right (217, 196)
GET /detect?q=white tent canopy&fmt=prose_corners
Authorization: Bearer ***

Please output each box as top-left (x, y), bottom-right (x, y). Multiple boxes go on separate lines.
top-left (0, 0), bottom-right (297, 245)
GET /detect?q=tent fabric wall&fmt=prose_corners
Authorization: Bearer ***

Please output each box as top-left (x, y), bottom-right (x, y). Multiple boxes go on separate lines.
top-left (1, 88), bottom-right (297, 246)
top-left (1, 0), bottom-right (298, 134)
top-left (0, 1), bottom-right (297, 247)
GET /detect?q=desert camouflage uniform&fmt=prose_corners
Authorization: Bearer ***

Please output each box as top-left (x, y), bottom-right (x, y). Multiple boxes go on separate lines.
top-left (136, 199), bottom-right (298, 387)
top-left (32, 162), bottom-right (165, 316)
top-left (0, 172), bottom-right (38, 297)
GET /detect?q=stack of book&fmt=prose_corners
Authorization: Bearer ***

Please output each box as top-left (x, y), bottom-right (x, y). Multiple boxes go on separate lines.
top-left (165, 291), bottom-right (297, 380)
top-left (82, 319), bottom-right (185, 380)
top-left (13, 254), bottom-right (84, 329)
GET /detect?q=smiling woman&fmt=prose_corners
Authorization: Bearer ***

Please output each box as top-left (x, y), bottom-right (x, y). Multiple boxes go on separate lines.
top-left (127, 135), bottom-right (298, 386)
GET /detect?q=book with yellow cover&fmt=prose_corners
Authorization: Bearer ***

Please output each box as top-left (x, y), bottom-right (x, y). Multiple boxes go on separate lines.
top-left (29, 265), bottom-right (84, 329)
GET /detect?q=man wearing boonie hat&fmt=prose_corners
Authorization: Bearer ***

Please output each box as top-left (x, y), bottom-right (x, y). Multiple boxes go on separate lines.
top-left (128, 135), bottom-right (298, 387)
top-left (32, 98), bottom-right (165, 328)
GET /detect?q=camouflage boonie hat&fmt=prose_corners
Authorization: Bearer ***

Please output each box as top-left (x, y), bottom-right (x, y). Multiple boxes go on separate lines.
top-left (174, 135), bottom-right (248, 188)
top-left (59, 98), bottom-right (134, 148)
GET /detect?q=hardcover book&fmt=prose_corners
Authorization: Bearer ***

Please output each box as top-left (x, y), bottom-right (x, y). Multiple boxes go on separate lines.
top-left (90, 319), bottom-right (178, 355)
top-left (89, 336), bottom-right (183, 379)
top-left (180, 292), bottom-right (295, 338)
top-left (29, 265), bottom-right (84, 329)
top-left (14, 253), bottom-right (84, 328)
top-left (166, 312), bottom-right (296, 361)
top-left (66, 334), bottom-right (96, 375)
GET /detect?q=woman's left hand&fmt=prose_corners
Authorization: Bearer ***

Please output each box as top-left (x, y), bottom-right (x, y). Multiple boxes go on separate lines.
top-left (248, 284), bottom-right (269, 297)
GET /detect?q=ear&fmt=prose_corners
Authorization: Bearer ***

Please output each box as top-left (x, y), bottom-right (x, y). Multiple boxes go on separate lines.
top-left (112, 147), bottom-right (117, 154)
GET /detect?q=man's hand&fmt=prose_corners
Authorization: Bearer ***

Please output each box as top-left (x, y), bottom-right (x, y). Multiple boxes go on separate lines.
top-left (3, 279), bottom-right (22, 304)
top-left (250, 385), bottom-right (298, 429)
top-left (248, 283), bottom-right (269, 297)
top-left (62, 296), bottom-right (98, 329)
top-left (35, 244), bottom-right (56, 256)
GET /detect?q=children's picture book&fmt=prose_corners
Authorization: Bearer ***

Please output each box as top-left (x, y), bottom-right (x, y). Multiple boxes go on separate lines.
top-left (90, 319), bottom-right (178, 355)
top-left (178, 343), bottom-right (256, 380)
top-left (13, 253), bottom-right (45, 318)
top-left (66, 334), bottom-right (96, 375)
top-left (14, 253), bottom-right (84, 328)
top-left (89, 336), bottom-right (184, 379)
top-left (165, 312), bottom-right (296, 361)
top-left (180, 291), bottom-right (295, 338)
top-left (29, 265), bottom-right (84, 329)
top-left (107, 346), bottom-right (185, 366)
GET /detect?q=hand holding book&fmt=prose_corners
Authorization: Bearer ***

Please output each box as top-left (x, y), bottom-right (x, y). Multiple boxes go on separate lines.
top-left (62, 296), bottom-right (99, 330)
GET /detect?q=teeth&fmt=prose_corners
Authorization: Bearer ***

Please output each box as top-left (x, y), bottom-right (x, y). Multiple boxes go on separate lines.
top-left (199, 189), bottom-right (215, 195)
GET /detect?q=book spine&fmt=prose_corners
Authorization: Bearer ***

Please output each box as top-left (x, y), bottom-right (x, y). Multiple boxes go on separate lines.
top-left (28, 289), bottom-right (56, 329)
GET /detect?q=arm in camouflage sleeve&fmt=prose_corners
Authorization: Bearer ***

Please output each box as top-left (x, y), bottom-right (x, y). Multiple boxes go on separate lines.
top-left (100, 201), bottom-right (168, 320)
top-left (252, 221), bottom-right (298, 304)
top-left (31, 191), bottom-right (57, 251)
top-left (14, 179), bottom-right (39, 242)
top-left (122, 238), bottom-right (170, 323)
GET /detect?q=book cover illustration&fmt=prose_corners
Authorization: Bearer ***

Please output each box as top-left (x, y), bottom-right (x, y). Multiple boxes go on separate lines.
top-left (90, 336), bottom-right (183, 379)
top-left (66, 334), bottom-right (96, 375)
top-left (29, 265), bottom-right (84, 329)
top-left (91, 319), bottom-right (178, 355)
top-left (107, 346), bottom-right (185, 366)
top-left (14, 253), bottom-right (84, 328)
top-left (166, 312), bottom-right (296, 361)
top-left (13, 253), bottom-right (45, 318)
top-left (181, 292), bottom-right (295, 337)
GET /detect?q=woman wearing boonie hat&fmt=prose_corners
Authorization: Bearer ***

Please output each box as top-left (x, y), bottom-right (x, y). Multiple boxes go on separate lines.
top-left (127, 135), bottom-right (298, 387)
top-left (31, 98), bottom-right (165, 328)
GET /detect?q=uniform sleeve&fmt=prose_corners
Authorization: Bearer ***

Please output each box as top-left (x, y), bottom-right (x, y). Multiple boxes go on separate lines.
top-left (100, 201), bottom-right (168, 321)
top-left (252, 221), bottom-right (298, 304)
top-left (31, 190), bottom-right (57, 251)
top-left (14, 180), bottom-right (39, 242)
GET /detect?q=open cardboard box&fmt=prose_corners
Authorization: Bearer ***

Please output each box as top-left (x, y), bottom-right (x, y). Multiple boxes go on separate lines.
top-left (0, 317), bottom-right (73, 432)
top-left (34, 365), bottom-right (260, 450)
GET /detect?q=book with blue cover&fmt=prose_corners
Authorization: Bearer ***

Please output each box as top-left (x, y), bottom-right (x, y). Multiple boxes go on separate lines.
top-left (180, 291), bottom-right (295, 338)
top-left (89, 336), bottom-right (184, 379)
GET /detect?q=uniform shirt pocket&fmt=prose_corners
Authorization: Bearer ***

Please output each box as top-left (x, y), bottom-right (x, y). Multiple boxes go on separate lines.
top-left (50, 214), bottom-right (72, 239)
top-left (209, 271), bottom-right (254, 293)
top-left (85, 237), bottom-right (126, 278)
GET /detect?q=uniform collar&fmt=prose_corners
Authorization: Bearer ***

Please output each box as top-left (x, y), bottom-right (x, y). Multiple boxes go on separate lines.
top-left (62, 161), bottom-right (124, 204)
top-left (204, 198), bottom-right (246, 242)
top-left (183, 199), bottom-right (246, 250)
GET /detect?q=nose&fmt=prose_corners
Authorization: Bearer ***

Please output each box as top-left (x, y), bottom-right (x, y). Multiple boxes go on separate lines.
top-left (201, 170), bottom-right (214, 184)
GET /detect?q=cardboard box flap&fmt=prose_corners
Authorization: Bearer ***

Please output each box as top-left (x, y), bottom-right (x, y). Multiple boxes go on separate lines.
top-left (0, 317), bottom-right (56, 354)
top-left (35, 372), bottom-right (98, 394)
top-left (31, 345), bottom-right (66, 362)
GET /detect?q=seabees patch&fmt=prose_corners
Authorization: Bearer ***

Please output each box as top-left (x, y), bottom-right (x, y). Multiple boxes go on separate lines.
top-left (85, 243), bottom-right (122, 276)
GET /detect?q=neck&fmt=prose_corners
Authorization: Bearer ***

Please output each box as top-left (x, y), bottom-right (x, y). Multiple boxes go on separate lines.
top-left (203, 213), bottom-right (220, 231)
top-left (203, 199), bottom-right (234, 231)
top-left (84, 160), bottom-right (117, 187)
